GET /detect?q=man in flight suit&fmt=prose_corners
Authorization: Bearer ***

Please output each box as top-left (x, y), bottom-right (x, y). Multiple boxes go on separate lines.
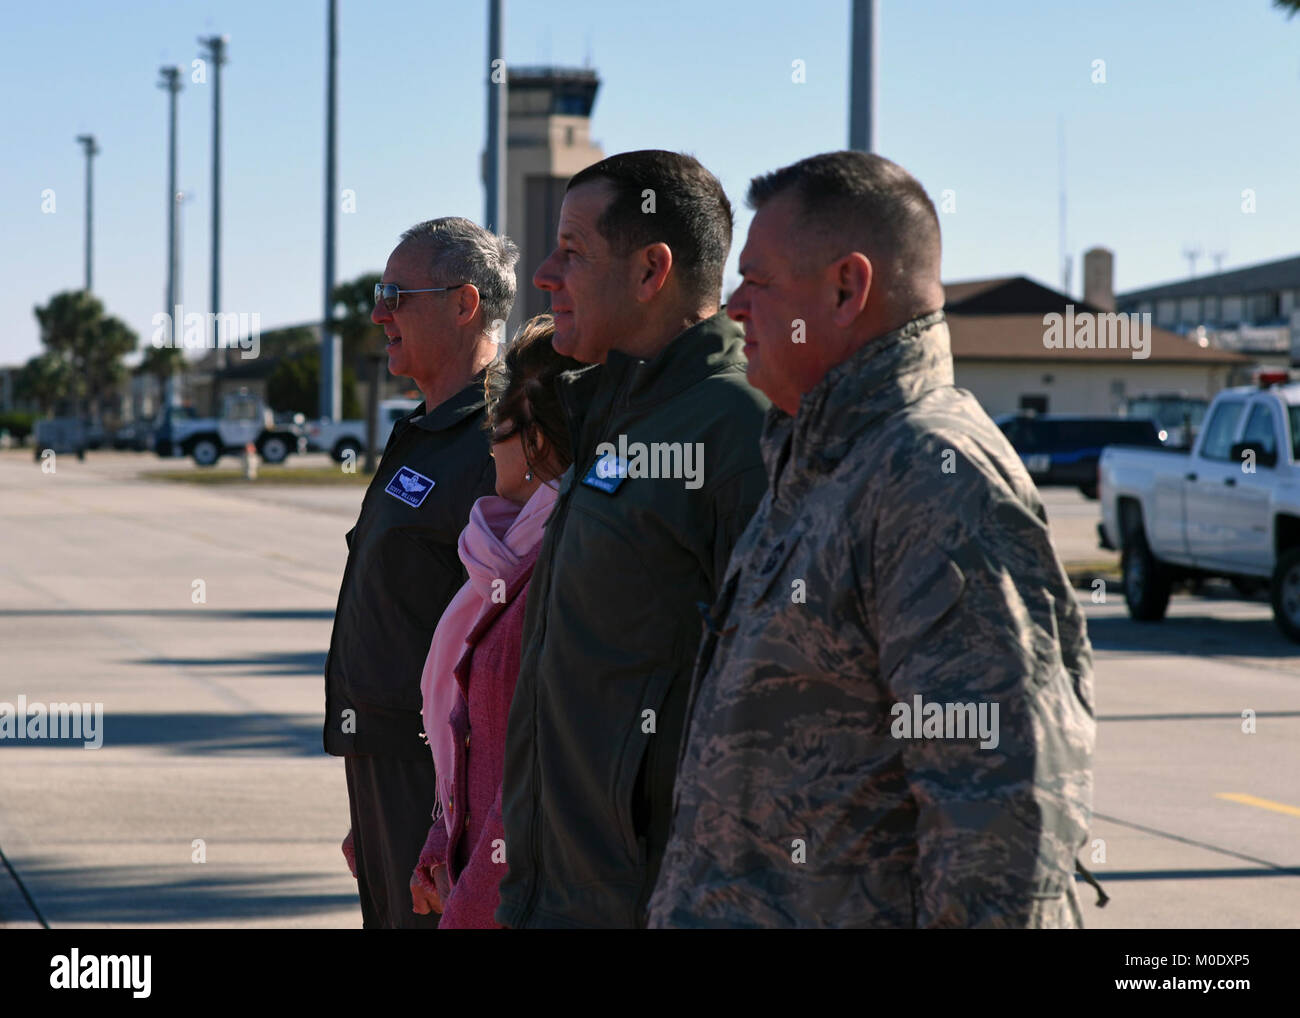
top-left (324, 217), bottom-right (515, 928)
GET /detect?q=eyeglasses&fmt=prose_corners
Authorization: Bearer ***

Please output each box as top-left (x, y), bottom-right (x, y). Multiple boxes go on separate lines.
top-left (373, 281), bottom-right (466, 312)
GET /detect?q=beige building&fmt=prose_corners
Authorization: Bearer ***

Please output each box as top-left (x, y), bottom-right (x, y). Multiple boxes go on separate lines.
top-left (944, 275), bottom-right (1249, 417)
top-left (501, 67), bottom-right (604, 339)
top-left (1115, 249), bottom-right (1300, 362)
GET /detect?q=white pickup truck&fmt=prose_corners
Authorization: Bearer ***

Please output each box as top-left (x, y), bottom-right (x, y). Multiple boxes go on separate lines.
top-left (304, 398), bottom-right (419, 462)
top-left (1098, 372), bottom-right (1300, 641)
top-left (158, 390), bottom-right (303, 467)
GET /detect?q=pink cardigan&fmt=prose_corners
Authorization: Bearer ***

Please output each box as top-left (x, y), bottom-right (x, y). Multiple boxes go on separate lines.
top-left (425, 546), bottom-right (537, 927)
top-left (424, 485), bottom-right (556, 825)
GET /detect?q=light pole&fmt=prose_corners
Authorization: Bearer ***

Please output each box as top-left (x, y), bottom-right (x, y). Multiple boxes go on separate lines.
top-left (485, 0), bottom-right (506, 233)
top-left (320, 0), bottom-right (341, 421)
top-left (176, 189), bottom-right (195, 306)
top-left (848, 0), bottom-right (877, 152)
top-left (172, 188), bottom-right (195, 408)
top-left (365, 352), bottom-right (383, 474)
top-left (75, 134), bottom-right (99, 292)
top-left (199, 35), bottom-right (229, 385)
top-left (158, 65), bottom-right (183, 407)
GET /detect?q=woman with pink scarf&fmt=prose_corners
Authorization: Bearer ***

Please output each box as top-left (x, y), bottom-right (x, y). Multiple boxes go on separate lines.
top-left (410, 315), bottom-right (581, 927)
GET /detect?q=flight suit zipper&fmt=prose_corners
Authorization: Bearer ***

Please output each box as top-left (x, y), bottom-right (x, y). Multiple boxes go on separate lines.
top-left (519, 363), bottom-right (630, 924)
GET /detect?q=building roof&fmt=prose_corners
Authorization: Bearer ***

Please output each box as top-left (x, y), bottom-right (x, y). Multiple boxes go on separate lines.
top-left (1116, 254), bottom-right (1300, 302)
top-left (943, 277), bottom-right (1016, 305)
top-left (508, 66), bottom-right (599, 86)
top-left (940, 274), bottom-right (1247, 363)
top-left (507, 66), bottom-right (600, 117)
top-left (944, 275), bottom-right (1107, 315)
top-left (946, 311), bottom-right (1249, 364)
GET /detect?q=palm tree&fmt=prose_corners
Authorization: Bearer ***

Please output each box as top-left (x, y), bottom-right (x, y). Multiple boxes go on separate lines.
top-left (15, 352), bottom-right (72, 416)
top-left (33, 290), bottom-right (138, 419)
top-left (1276, 0), bottom-right (1300, 16)
top-left (331, 272), bottom-right (386, 364)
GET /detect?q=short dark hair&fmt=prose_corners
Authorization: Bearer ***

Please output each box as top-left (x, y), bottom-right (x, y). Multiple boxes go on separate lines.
top-left (746, 151), bottom-right (941, 294)
top-left (484, 314), bottom-right (584, 482)
top-left (566, 150), bottom-right (733, 302)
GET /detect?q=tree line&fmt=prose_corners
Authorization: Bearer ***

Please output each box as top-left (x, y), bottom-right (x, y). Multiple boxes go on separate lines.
top-left (13, 272), bottom-right (386, 424)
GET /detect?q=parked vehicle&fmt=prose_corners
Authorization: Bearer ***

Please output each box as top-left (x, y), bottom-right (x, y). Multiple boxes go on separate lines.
top-left (1125, 393), bottom-right (1208, 448)
top-left (1099, 371), bottom-right (1300, 641)
top-left (996, 414), bottom-right (1163, 499)
top-left (82, 419), bottom-right (107, 450)
top-left (305, 398), bottom-right (419, 463)
top-left (112, 420), bottom-right (154, 451)
top-left (273, 411), bottom-right (309, 451)
top-left (152, 405), bottom-right (198, 457)
top-left (155, 390), bottom-right (304, 467)
top-left (33, 418), bottom-right (87, 461)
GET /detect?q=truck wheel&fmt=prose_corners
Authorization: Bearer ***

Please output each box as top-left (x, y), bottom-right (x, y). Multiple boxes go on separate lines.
top-left (1269, 548), bottom-right (1300, 643)
top-left (332, 438), bottom-right (362, 464)
top-left (1079, 483), bottom-right (1099, 500)
top-left (191, 437), bottom-right (221, 467)
top-left (1122, 533), bottom-right (1172, 621)
top-left (260, 435), bottom-right (290, 464)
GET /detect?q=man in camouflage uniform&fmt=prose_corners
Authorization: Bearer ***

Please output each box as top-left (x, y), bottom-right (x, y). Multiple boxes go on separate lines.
top-left (647, 152), bottom-right (1096, 929)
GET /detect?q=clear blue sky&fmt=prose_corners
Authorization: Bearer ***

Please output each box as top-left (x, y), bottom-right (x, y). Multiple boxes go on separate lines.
top-left (2, 0), bottom-right (1297, 365)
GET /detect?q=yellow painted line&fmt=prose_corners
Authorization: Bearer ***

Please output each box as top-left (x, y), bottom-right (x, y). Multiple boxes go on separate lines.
top-left (1216, 793), bottom-right (1300, 818)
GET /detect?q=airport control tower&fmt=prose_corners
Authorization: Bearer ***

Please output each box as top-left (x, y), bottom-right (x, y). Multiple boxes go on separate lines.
top-left (501, 66), bottom-right (603, 338)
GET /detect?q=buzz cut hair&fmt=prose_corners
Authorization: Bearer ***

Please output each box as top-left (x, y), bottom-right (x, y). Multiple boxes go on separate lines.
top-left (746, 151), bottom-right (942, 295)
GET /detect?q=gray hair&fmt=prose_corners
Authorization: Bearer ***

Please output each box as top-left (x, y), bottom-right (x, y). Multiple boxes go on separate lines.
top-left (399, 217), bottom-right (519, 337)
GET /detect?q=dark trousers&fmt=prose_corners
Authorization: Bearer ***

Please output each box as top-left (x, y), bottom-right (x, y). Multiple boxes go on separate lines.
top-left (344, 754), bottom-right (441, 929)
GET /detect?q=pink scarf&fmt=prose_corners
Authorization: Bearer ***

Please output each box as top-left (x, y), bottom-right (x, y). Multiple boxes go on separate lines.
top-left (421, 481), bottom-right (558, 825)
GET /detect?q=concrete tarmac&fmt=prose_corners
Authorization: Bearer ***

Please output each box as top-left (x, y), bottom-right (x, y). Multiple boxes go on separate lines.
top-left (1, 451), bottom-right (1296, 928)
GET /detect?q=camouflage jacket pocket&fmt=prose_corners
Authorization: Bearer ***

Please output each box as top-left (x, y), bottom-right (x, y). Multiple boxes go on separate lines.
top-left (740, 522), bottom-right (808, 609)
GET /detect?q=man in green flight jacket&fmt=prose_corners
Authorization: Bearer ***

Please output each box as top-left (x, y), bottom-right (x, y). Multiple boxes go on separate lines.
top-left (496, 151), bottom-right (770, 929)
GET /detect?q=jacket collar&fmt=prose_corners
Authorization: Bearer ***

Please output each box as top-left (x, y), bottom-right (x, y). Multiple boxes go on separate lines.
top-left (554, 310), bottom-right (745, 449)
top-left (762, 310), bottom-right (950, 481)
top-left (598, 310), bottom-right (745, 406)
top-left (409, 371), bottom-right (489, 434)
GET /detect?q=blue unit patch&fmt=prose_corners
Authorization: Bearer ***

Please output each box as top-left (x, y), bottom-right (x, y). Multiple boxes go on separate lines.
top-left (385, 465), bottom-right (436, 507)
top-left (581, 454), bottom-right (626, 494)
